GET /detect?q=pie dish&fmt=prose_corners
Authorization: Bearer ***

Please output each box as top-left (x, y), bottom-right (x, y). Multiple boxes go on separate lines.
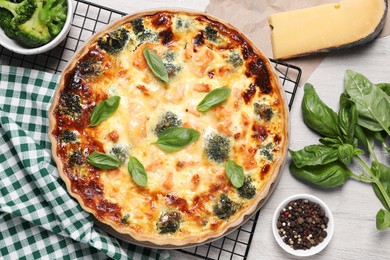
top-left (48, 10), bottom-right (289, 246)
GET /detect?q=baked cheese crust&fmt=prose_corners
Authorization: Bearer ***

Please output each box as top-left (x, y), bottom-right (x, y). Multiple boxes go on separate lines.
top-left (49, 10), bottom-right (288, 246)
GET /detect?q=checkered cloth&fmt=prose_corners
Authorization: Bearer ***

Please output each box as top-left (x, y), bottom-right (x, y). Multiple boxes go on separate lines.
top-left (0, 66), bottom-right (170, 260)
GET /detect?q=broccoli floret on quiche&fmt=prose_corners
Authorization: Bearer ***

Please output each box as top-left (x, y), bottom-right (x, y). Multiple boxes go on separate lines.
top-left (259, 143), bottom-right (274, 161)
top-left (154, 112), bottom-right (182, 136)
top-left (130, 18), bottom-right (157, 43)
top-left (58, 92), bottom-right (82, 118)
top-left (60, 129), bottom-right (77, 143)
top-left (156, 211), bottom-right (181, 234)
top-left (205, 24), bottom-right (218, 42)
top-left (237, 176), bottom-right (256, 199)
top-left (162, 50), bottom-right (182, 77)
top-left (110, 145), bottom-right (129, 164)
top-left (97, 28), bottom-right (130, 54)
top-left (68, 149), bottom-right (84, 167)
top-left (76, 50), bottom-right (104, 78)
top-left (213, 194), bottom-right (239, 220)
top-left (205, 133), bottom-right (230, 163)
top-left (228, 52), bottom-right (243, 68)
top-left (254, 102), bottom-right (274, 121)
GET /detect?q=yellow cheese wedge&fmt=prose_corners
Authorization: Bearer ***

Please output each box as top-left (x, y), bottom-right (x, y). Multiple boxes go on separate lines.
top-left (269, 0), bottom-right (388, 60)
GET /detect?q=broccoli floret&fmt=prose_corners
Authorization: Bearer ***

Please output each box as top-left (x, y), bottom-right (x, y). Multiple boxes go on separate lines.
top-left (154, 112), bottom-right (182, 136)
top-left (162, 50), bottom-right (181, 77)
top-left (228, 52), bottom-right (243, 68)
top-left (76, 49), bottom-right (104, 78)
top-left (0, 8), bottom-right (16, 38)
top-left (68, 149), bottom-right (84, 167)
top-left (163, 50), bottom-right (175, 62)
top-left (165, 63), bottom-right (181, 77)
top-left (213, 194), bottom-right (239, 220)
top-left (58, 92), bottom-right (82, 118)
top-left (60, 129), bottom-right (77, 143)
top-left (254, 103), bottom-right (273, 121)
top-left (175, 17), bottom-right (191, 30)
top-left (137, 29), bottom-right (158, 43)
top-left (259, 143), bottom-right (274, 161)
top-left (130, 17), bottom-right (157, 43)
top-left (110, 145), bottom-right (128, 164)
top-left (237, 176), bottom-right (256, 199)
top-left (131, 18), bottom-right (144, 35)
top-left (0, 0), bottom-right (36, 25)
top-left (10, 0), bottom-right (51, 47)
top-left (38, 0), bottom-right (67, 37)
top-left (205, 133), bottom-right (230, 163)
top-left (156, 211), bottom-right (181, 234)
top-left (205, 24), bottom-right (218, 42)
top-left (98, 28), bottom-right (129, 54)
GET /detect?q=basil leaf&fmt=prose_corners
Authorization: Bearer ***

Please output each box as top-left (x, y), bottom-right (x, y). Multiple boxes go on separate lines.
top-left (372, 162), bottom-right (390, 211)
top-left (376, 209), bottom-right (390, 230)
top-left (224, 159), bottom-right (245, 188)
top-left (302, 83), bottom-right (340, 138)
top-left (128, 156), bottom-right (147, 186)
top-left (376, 83), bottom-right (390, 96)
top-left (143, 46), bottom-right (169, 83)
top-left (319, 137), bottom-right (342, 148)
top-left (289, 145), bottom-right (339, 168)
top-left (197, 87), bottom-right (232, 112)
top-left (153, 127), bottom-right (200, 152)
top-left (289, 161), bottom-right (351, 188)
top-left (87, 151), bottom-right (121, 170)
top-left (344, 70), bottom-right (390, 134)
top-left (338, 144), bottom-right (354, 166)
top-left (338, 93), bottom-right (357, 144)
top-left (89, 96), bottom-right (120, 127)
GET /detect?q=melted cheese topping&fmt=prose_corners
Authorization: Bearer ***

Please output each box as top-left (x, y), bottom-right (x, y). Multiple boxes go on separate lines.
top-left (52, 12), bottom-right (288, 244)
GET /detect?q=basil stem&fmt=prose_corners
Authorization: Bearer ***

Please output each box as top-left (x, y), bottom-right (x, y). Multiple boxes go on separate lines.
top-left (143, 46), bottom-right (169, 83)
top-left (197, 87), bottom-right (231, 112)
top-left (224, 159), bottom-right (245, 188)
top-left (128, 156), bottom-right (147, 186)
top-left (152, 127), bottom-right (200, 152)
top-left (89, 96), bottom-right (120, 127)
top-left (87, 151), bottom-right (121, 170)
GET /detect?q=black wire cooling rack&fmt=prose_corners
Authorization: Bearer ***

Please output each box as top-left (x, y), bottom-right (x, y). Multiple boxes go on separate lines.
top-left (0, 1), bottom-right (301, 259)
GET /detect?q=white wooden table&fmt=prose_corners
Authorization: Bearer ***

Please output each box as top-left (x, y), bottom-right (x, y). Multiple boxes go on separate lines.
top-left (94, 1), bottom-right (390, 259)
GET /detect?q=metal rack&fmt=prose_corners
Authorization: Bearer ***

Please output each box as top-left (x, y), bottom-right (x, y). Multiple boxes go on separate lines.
top-left (0, 1), bottom-right (301, 259)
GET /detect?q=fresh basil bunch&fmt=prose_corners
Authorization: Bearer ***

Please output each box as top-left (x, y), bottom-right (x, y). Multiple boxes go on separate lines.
top-left (290, 70), bottom-right (390, 230)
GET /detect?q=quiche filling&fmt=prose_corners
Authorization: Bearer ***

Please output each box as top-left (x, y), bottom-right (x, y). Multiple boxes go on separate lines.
top-left (50, 11), bottom-right (288, 245)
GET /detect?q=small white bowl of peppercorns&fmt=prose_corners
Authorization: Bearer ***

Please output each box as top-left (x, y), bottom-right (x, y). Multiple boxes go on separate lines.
top-left (272, 194), bottom-right (334, 257)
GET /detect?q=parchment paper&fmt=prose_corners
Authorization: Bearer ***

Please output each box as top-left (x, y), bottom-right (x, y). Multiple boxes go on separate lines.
top-left (206, 0), bottom-right (390, 84)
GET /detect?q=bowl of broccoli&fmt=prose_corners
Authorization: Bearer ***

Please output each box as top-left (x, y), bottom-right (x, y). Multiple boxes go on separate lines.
top-left (0, 0), bottom-right (73, 55)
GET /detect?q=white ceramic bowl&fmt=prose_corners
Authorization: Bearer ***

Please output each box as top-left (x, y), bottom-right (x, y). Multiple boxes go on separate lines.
top-left (0, 0), bottom-right (73, 55)
top-left (272, 194), bottom-right (334, 257)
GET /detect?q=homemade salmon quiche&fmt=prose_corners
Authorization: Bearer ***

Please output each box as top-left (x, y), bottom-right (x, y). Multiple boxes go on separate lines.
top-left (49, 10), bottom-right (288, 246)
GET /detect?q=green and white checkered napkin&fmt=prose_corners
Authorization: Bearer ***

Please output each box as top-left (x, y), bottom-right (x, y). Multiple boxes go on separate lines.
top-left (0, 65), bottom-right (170, 260)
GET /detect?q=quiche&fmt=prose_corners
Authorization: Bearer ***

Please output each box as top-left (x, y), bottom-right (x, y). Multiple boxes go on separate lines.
top-left (49, 10), bottom-right (288, 246)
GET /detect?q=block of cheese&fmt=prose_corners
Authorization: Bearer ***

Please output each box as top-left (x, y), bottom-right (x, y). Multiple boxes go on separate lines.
top-left (269, 0), bottom-right (388, 60)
